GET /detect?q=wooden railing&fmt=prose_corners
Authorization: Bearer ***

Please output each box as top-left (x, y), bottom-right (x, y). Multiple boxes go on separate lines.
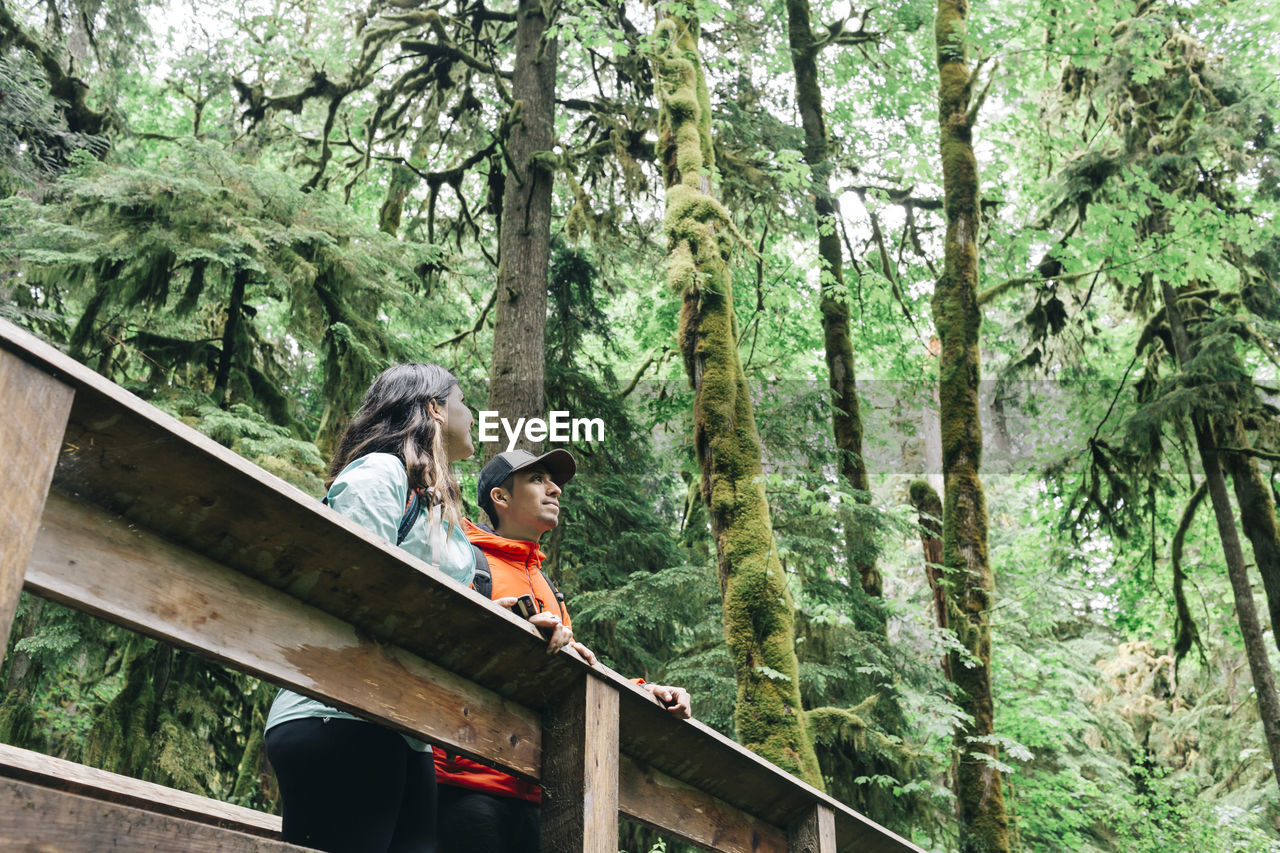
top-left (0, 317), bottom-right (923, 853)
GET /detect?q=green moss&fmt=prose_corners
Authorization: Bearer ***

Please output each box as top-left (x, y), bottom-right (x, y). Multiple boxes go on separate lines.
top-left (526, 149), bottom-right (561, 174)
top-left (907, 478), bottom-right (935, 507)
top-left (0, 690), bottom-right (40, 751)
top-left (83, 646), bottom-right (160, 777)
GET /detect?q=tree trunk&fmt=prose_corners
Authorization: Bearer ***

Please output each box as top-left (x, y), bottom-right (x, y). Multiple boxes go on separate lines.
top-left (1162, 282), bottom-right (1280, 796)
top-left (486, 0), bottom-right (558, 457)
top-left (784, 0), bottom-right (879, 597)
top-left (933, 1), bottom-right (1011, 849)
top-left (909, 479), bottom-right (950, 680)
top-left (214, 267), bottom-right (249, 409)
top-left (652, 2), bottom-right (823, 789)
top-left (1219, 414), bottom-right (1280, 653)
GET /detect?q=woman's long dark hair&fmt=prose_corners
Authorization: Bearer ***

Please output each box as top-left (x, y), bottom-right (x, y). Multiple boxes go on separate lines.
top-left (327, 363), bottom-right (463, 526)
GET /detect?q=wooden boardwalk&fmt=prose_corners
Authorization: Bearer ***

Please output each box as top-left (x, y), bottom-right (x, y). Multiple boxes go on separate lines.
top-left (0, 317), bottom-right (924, 853)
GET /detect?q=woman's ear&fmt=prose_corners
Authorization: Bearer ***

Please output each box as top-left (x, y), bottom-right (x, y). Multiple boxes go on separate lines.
top-left (427, 398), bottom-right (446, 425)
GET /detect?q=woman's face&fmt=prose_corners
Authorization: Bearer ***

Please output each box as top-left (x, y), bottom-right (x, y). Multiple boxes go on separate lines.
top-left (436, 383), bottom-right (474, 462)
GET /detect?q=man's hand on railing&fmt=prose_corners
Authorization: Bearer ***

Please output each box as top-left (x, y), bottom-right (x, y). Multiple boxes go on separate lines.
top-left (643, 683), bottom-right (692, 719)
top-left (495, 597), bottom-right (598, 665)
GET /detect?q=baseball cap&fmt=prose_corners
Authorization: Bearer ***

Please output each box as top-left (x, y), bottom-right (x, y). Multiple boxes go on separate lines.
top-left (477, 448), bottom-right (577, 524)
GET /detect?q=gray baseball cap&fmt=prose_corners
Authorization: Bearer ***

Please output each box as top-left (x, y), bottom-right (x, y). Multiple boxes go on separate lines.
top-left (476, 448), bottom-right (577, 523)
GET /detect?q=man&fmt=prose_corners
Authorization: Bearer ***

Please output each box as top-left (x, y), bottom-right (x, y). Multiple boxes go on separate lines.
top-left (435, 449), bottom-right (691, 853)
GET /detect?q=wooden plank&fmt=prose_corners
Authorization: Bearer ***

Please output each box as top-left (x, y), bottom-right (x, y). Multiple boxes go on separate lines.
top-left (618, 686), bottom-right (813, 825)
top-left (619, 755), bottom-right (787, 853)
top-left (0, 319), bottom-right (587, 709)
top-left (54, 369), bottom-right (589, 709)
top-left (0, 742), bottom-right (280, 837)
top-left (1, 319), bottom-right (927, 853)
top-left (0, 348), bottom-right (73, 656)
top-left (788, 804), bottom-right (837, 853)
top-left (540, 676), bottom-right (619, 853)
top-left (26, 490), bottom-right (542, 780)
top-left (616, 686), bottom-right (924, 853)
top-left (0, 776), bottom-right (307, 851)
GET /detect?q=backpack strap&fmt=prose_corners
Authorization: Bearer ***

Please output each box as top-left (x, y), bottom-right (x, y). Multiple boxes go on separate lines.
top-left (471, 545), bottom-right (492, 597)
top-left (395, 490), bottom-right (423, 546)
top-left (322, 489), bottom-right (422, 547)
top-left (543, 571), bottom-right (567, 622)
top-left (543, 572), bottom-right (565, 606)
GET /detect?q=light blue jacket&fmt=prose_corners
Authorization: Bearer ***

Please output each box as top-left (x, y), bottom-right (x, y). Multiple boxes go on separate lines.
top-left (265, 453), bottom-right (475, 750)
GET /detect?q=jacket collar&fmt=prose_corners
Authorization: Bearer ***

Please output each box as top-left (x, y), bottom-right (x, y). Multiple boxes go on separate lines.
top-left (463, 518), bottom-right (544, 564)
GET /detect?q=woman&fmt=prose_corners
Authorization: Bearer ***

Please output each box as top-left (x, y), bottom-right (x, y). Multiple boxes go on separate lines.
top-left (264, 363), bottom-right (476, 853)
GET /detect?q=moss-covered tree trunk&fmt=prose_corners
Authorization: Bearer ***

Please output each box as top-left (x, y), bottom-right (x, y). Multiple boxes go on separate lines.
top-left (1162, 283), bottom-right (1280, 795)
top-left (933, 1), bottom-right (1010, 849)
top-left (1219, 415), bottom-right (1280, 655)
top-left (486, 0), bottom-right (557, 455)
top-left (784, 0), bottom-right (879, 597)
top-left (651, 3), bottom-right (823, 789)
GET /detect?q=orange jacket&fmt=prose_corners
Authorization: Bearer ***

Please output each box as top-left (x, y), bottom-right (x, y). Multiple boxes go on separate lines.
top-left (432, 520), bottom-right (568, 802)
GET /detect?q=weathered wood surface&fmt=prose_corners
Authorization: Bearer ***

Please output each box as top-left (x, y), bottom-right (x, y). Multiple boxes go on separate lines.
top-left (0, 348), bottom-right (73, 652)
top-left (1, 318), bottom-right (924, 853)
top-left (6, 330), bottom-right (590, 709)
top-left (0, 777), bottom-right (306, 851)
top-left (788, 804), bottom-right (837, 853)
top-left (619, 755), bottom-right (788, 853)
top-left (26, 490), bottom-right (542, 779)
top-left (616, 685), bottom-right (918, 853)
top-left (0, 743), bottom-right (280, 837)
top-left (541, 676), bottom-right (619, 853)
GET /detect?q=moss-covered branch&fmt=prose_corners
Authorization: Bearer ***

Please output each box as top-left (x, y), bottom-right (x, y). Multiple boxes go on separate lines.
top-left (0, 2), bottom-right (112, 136)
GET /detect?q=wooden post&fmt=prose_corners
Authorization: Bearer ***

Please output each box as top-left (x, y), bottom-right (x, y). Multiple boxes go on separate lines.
top-left (540, 675), bottom-right (619, 853)
top-left (0, 349), bottom-right (73, 657)
top-left (788, 803), bottom-right (837, 853)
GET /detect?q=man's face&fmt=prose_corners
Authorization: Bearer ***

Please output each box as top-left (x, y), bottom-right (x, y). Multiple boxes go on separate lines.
top-left (493, 464), bottom-right (562, 540)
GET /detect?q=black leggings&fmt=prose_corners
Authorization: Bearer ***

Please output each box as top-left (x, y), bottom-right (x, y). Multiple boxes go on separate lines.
top-left (266, 717), bottom-right (437, 853)
top-left (437, 786), bottom-right (539, 853)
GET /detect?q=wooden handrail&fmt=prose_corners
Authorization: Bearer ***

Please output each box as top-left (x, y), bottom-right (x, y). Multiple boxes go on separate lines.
top-left (0, 317), bottom-right (923, 853)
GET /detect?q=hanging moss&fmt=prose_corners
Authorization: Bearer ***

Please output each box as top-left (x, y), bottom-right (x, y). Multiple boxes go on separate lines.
top-left (0, 690), bottom-right (39, 751)
top-left (652, 1), bottom-right (822, 790)
top-left (231, 701), bottom-right (268, 805)
top-left (83, 644), bottom-right (162, 778)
